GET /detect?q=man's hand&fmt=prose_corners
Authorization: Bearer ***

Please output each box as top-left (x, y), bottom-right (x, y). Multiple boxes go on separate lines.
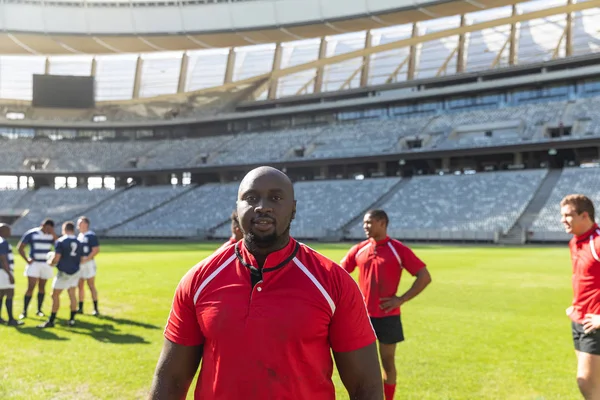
top-left (8, 272), bottom-right (14, 285)
top-left (583, 314), bottom-right (600, 334)
top-left (379, 296), bottom-right (404, 313)
top-left (81, 257), bottom-right (89, 264)
top-left (27, 258), bottom-right (33, 264)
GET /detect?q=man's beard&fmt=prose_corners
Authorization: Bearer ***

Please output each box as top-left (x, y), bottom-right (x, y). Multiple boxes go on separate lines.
top-left (245, 221), bottom-right (292, 249)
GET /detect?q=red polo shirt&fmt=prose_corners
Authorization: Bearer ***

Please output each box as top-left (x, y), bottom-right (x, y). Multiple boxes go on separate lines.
top-left (342, 236), bottom-right (426, 318)
top-left (568, 224), bottom-right (600, 324)
top-left (216, 237), bottom-right (237, 252)
top-left (164, 238), bottom-right (375, 400)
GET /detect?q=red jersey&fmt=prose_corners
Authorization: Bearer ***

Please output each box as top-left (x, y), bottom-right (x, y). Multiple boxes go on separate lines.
top-left (164, 238), bottom-right (375, 400)
top-left (568, 224), bottom-right (600, 324)
top-left (342, 236), bottom-right (426, 318)
top-left (216, 237), bottom-right (237, 252)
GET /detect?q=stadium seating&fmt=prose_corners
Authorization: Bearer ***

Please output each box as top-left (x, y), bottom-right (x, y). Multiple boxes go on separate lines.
top-left (108, 183), bottom-right (240, 237)
top-left (0, 189), bottom-right (28, 210)
top-left (290, 177), bottom-right (401, 239)
top-left (83, 186), bottom-right (190, 231)
top-left (305, 119), bottom-right (430, 159)
top-left (530, 167), bottom-right (600, 240)
top-left (433, 102), bottom-right (567, 149)
top-left (3, 97), bottom-right (600, 173)
top-left (347, 169), bottom-right (548, 240)
top-left (10, 188), bottom-right (116, 236)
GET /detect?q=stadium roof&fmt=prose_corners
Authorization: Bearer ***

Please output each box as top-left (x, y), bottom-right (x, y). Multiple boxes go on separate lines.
top-left (0, 0), bottom-right (596, 104)
top-left (0, 0), bottom-right (531, 54)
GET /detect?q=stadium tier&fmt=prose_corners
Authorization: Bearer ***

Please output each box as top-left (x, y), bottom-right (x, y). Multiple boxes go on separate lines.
top-left (530, 167), bottom-right (600, 242)
top-left (1, 97), bottom-right (599, 173)
top-left (5, 167), bottom-right (597, 242)
top-left (346, 169), bottom-right (548, 241)
top-left (9, 188), bottom-right (117, 236)
top-left (109, 183), bottom-right (240, 237)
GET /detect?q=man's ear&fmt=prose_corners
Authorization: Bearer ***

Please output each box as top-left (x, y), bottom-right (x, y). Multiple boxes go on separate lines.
top-left (292, 201), bottom-right (297, 220)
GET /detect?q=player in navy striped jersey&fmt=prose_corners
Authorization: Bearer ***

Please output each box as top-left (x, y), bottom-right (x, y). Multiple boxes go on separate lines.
top-left (77, 216), bottom-right (100, 316)
top-left (38, 221), bottom-right (83, 329)
top-left (18, 218), bottom-right (57, 319)
top-left (0, 224), bottom-right (23, 326)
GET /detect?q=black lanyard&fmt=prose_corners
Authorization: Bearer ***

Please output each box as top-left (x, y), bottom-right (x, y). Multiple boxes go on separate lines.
top-left (234, 241), bottom-right (300, 287)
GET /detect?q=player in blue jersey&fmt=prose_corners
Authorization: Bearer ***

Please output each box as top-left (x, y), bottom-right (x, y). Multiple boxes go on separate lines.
top-left (38, 221), bottom-right (82, 329)
top-left (18, 218), bottom-right (57, 319)
top-left (0, 224), bottom-right (23, 326)
top-left (76, 216), bottom-right (100, 316)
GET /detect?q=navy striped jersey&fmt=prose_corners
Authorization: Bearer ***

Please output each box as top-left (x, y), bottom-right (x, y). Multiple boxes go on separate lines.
top-left (20, 228), bottom-right (54, 262)
top-left (55, 235), bottom-right (83, 275)
top-left (0, 237), bottom-right (14, 274)
top-left (77, 231), bottom-right (99, 257)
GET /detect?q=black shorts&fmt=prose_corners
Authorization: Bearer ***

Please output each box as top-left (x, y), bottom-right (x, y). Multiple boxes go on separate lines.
top-left (572, 321), bottom-right (600, 355)
top-left (370, 316), bottom-right (405, 345)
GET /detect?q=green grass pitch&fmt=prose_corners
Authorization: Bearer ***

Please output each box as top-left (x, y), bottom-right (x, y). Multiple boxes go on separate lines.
top-left (0, 241), bottom-right (580, 399)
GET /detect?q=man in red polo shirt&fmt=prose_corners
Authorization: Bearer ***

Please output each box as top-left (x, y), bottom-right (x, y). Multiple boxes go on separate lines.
top-left (217, 210), bottom-right (243, 251)
top-left (342, 210), bottom-right (431, 400)
top-left (150, 166), bottom-right (383, 400)
top-left (561, 194), bottom-right (600, 399)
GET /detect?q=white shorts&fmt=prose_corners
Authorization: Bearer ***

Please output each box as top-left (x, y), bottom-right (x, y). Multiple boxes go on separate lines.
top-left (52, 270), bottom-right (81, 290)
top-left (79, 260), bottom-right (97, 280)
top-left (24, 262), bottom-right (54, 280)
top-left (0, 269), bottom-right (15, 290)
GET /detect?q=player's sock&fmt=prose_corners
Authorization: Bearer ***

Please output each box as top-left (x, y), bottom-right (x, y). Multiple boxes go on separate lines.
top-left (78, 301), bottom-right (83, 312)
top-left (49, 312), bottom-right (57, 323)
top-left (384, 383), bottom-right (396, 400)
top-left (6, 298), bottom-right (14, 321)
top-left (23, 295), bottom-right (32, 314)
top-left (0, 296), bottom-right (4, 319)
top-left (93, 300), bottom-right (98, 311)
top-left (37, 293), bottom-right (45, 312)
top-left (70, 310), bottom-right (77, 321)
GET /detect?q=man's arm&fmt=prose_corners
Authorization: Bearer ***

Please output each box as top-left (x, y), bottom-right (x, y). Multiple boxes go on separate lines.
top-left (149, 339), bottom-right (203, 400)
top-left (17, 241), bottom-right (32, 264)
top-left (380, 267), bottom-right (432, 313)
top-left (334, 343), bottom-right (383, 400)
top-left (82, 246), bottom-right (100, 264)
top-left (48, 253), bottom-right (61, 267)
top-left (0, 254), bottom-right (14, 284)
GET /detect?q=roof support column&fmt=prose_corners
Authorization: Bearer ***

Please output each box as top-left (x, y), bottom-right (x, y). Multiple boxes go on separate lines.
top-left (457, 15), bottom-right (467, 73)
top-left (509, 5), bottom-right (518, 66)
top-left (224, 48), bottom-right (236, 84)
top-left (90, 57), bottom-right (97, 77)
top-left (360, 30), bottom-right (373, 87)
top-left (132, 55), bottom-right (143, 99)
top-left (268, 43), bottom-right (283, 100)
top-left (314, 37), bottom-right (327, 94)
top-left (407, 23), bottom-right (418, 80)
top-left (177, 52), bottom-right (189, 93)
top-left (566, 0), bottom-right (573, 57)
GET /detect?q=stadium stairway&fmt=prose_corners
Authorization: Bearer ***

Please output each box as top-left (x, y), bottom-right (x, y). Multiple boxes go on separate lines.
top-left (339, 177), bottom-right (411, 238)
top-left (499, 168), bottom-right (562, 245)
top-left (64, 187), bottom-right (128, 223)
top-left (102, 185), bottom-right (199, 234)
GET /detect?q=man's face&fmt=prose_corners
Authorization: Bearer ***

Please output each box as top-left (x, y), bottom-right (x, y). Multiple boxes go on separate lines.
top-left (0, 226), bottom-right (10, 239)
top-left (561, 204), bottom-right (589, 236)
top-left (77, 219), bottom-right (88, 232)
top-left (237, 172), bottom-right (296, 248)
top-left (363, 213), bottom-right (386, 239)
top-left (42, 224), bottom-right (54, 234)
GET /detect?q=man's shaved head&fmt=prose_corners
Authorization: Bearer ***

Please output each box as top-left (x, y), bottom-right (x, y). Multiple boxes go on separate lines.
top-left (237, 166), bottom-right (296, 254)
top-left (238, 166), bottom-right (295, 199)
top-left (0, 223), bottom-right (11, 238)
